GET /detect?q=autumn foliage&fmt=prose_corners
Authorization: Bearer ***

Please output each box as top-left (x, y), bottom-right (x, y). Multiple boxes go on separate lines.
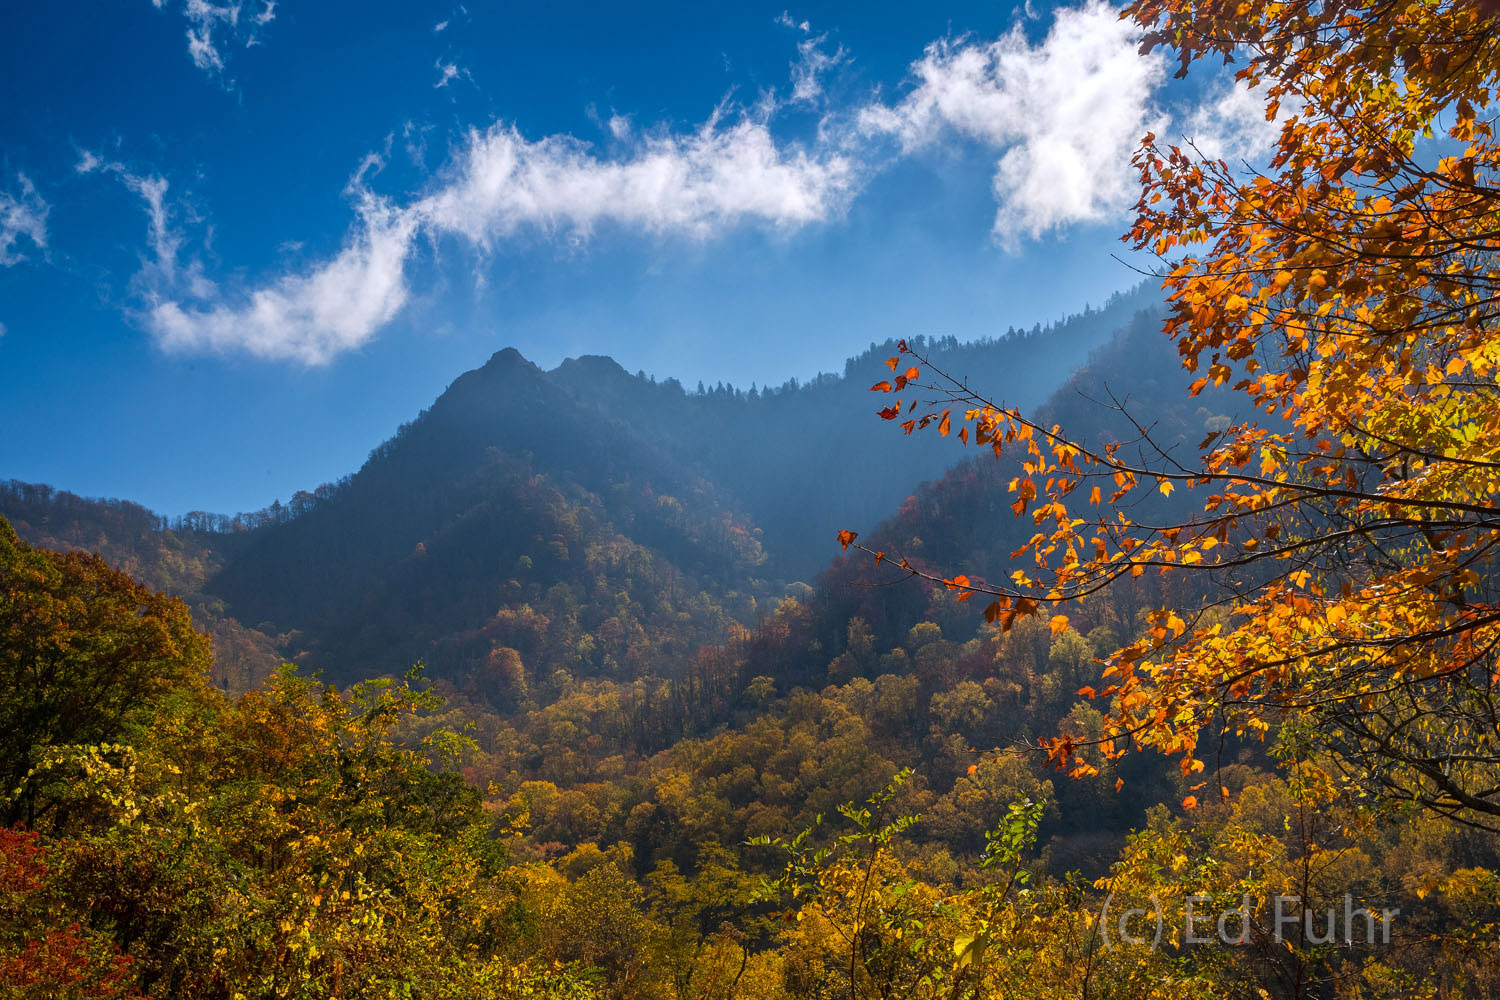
top-left (852, 0), bottom-right (1500, 829)
top-left (20, 0), bottom-right (1500, 996)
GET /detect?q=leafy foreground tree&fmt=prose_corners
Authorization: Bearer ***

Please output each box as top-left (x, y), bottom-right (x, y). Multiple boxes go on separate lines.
top-left (0, 518), bottom-right (209, 828)
top-left (847, 0), bottom-right (1500, 827)
top-left (0, 663), bottom-right (604, 999)
top-left (0, 517), bottom-right (595, 999)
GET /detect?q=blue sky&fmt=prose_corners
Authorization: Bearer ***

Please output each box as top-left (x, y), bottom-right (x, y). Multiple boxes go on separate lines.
top-left (0, 0), bottom-right (1275, 517)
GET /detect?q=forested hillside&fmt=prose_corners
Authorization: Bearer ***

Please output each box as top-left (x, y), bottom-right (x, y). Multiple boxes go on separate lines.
top-left (0, 482), bottom-right (287, 691)
top-left (0, 296), bottom-right (1220, 853)
top-left (1, 285), bottom-right (1156, 692)
top-left (5, 294), bottom-right (1498, 996)
top-left (542, 282), bottom-right (1161, 579)
top-left (14, 0), bottom-right (1500, 993)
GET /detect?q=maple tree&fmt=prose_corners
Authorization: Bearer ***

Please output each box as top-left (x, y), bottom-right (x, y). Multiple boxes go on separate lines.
top-left (848, 0), bottom-right (1500, 826)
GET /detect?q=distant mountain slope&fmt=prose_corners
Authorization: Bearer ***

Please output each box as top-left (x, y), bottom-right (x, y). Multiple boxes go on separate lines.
top-left (548, 281), bottom-right (1161, 579)
top-left (0, 482), bottom-right (221, 595)
top-left (0, 290), bottom-right (1276, 892)
top-left (759, 305), bottom-right (1240, 684)
top-left (202, 347), bottom-right (769, 687)
top-left (1, 283), bottom-right (1162, 693)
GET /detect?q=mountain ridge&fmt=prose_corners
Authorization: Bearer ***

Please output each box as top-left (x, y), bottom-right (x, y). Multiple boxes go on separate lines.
top-left (2, 282), bottom-right (1167, 694)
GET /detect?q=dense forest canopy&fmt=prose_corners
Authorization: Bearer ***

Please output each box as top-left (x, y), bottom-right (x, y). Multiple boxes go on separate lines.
top-left (12, 0), bottom-right (1500, 997)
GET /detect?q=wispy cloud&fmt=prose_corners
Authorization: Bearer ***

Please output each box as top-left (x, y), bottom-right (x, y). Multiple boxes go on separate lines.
top-left (151, 0), bottom-right (278, 76)
top-left (434, 4), bottom-right (468, 35)
top-left (859, 0), bottom-right (1166, 244)
top-left (790, 33), bottom-right (847, 105)
top-left (421, 117), bottom-right (855, 244)
top-left (434, 60), bottom-right (470, 90)
top-left (0, 173), bottom-right (48, 267)
top-left (79, 153), bottom-right (183, 287)
top-left (151, 192), bottom-right (416, 364)
top-left (78, 150), bottom-right (218, 304)
top-left (774, 11), bottom-right (811, 33)
top-left (120, 1), bottom-right (1279, 365)
top-left (143, 108), bottom-right (855, 364)
top-left (775, 10), bottom-right (847, 105)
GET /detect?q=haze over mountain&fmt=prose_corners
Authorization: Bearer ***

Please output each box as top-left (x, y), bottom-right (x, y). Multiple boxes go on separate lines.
top-left (3, 278), bottom-right (1350, 986)
top-left (3, 284), bottom-right (1163, 691)
top-left (13, 0), bottom-right (1498, 992)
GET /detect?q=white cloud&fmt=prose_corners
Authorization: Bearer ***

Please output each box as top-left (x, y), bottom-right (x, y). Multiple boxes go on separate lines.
top-left (1180, 76), bottom-right (1288, 163)
top-left (859, 0), bottom-right (1166, 244)
top-left (434, 60), bottom-right (470, 89)
top-left (776, 12), bottom-right (844, 105)
top-left (80, 155), bottom-right (177, 274)
top-left (78, 151), bottom-right (217, 299)
top-left (151, 0), bottom-right (278, 76)
top-left (149, 194), bottom-right (417, 364)
top-left (434, 4), bottom-right (468, 35)
top-left (126, 174), bottom-right (178, 272)
top-left (0, 173), bottom-right (48, 267)
top-left (143, 109), bottom-right (854, 364)
top-left (121, 1), bottom-right (1263, 365)
top-left (790, 33), bottom-right (847, 105)
top-left (775, 11), bottom-right (811, 33)
top-left (417, 118), bottom-right (854, 245)
top-left (186, 1), bottom-right (239, 71)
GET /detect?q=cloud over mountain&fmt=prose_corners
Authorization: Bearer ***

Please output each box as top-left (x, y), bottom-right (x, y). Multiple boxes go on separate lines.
top-left (144, 113), bottom-right (855, 364)
top-left (126, 2), bottom-right (1281, 365)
